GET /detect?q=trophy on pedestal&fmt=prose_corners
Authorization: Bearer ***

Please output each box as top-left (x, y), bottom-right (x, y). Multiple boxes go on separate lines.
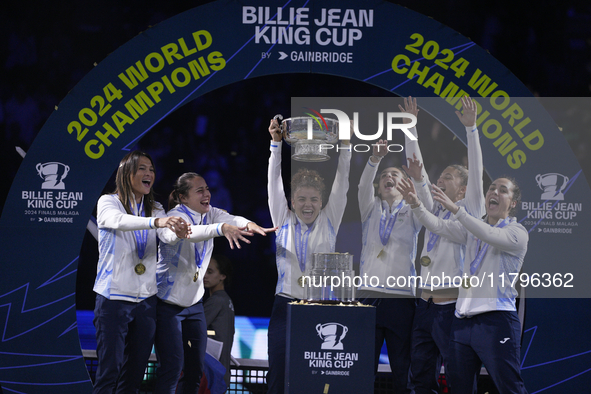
top-left (305, 252), bottom-right (356, 303)
top-left (274, 114), bottom-right (339, 162)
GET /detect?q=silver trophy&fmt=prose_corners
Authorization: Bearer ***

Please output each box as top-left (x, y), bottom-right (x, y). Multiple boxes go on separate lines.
top-left (305, 252), bottom-right (355, 303)
top-left (274, 114), bottom-right (339, 162)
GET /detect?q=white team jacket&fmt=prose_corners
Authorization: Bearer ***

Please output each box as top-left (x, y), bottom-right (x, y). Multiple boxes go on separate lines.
top-left (94, 194), bottom-right (170, 302)
top-left (357, 155), bottom-right (433, 296)
top-left (157, 204), bottom-right (251, 308)
top-left (412, 205), bottom-right (528, 317)
top-left (417, 126), bottom-right (486, 291)
top-left (268, 141), bottom-right (351, 300)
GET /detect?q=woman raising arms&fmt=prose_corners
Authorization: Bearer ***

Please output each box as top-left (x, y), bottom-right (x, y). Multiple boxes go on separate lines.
top-left (398, 175), bottom-right (529, 394)
top-left (266, 116), bottom-right (352, 394)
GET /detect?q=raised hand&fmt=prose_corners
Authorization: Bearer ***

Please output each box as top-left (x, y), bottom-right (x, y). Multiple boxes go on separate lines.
top-left (398, 96), bottom-right (419, 124)
top-left (431, 184), bottom-right (460, 214)
top-left (396, 177), bottom-right (419, 206)
top-left (372, 139), bottom-right (389, 159)
top-left (455, 96), bottom-right (477, 128)
top-left (268, 118), bottom-right (282, 142)
top-left (402, 152), bottom-right (424, 182)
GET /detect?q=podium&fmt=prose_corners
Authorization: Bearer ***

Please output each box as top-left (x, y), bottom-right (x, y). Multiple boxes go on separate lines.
top-left (285, 303), bottom-right (376, 393)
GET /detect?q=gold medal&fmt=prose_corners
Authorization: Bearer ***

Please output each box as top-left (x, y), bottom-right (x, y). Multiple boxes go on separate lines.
top-left (134, 263), bottom-right (146, 275)
top-left (420, 256), bottom-right (431, 267)
top-left (377, 248), bottom-right (385, 259)
top-left (462, 277), bottom-right (471, 289)
top-left (298, 276), bottom-right (305, 287)
top-left (193, 271), bottom-right (199, 282)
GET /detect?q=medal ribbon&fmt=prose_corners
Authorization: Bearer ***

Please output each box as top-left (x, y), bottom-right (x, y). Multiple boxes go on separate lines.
top-left (131, 198), bottom-right (148, 259)
top-left (379, 201), bottom-right (404, 246)
top-left (469, 218), bottom-right (510, 275)
top-left (179, 204), bottom-right (208, 270)
top-left (295, 220), bottom-right (316, 272)
top-left (426, 204), bottom-right (452, 252)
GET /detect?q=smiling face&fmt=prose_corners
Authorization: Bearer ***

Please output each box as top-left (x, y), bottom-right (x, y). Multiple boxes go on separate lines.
top-left (130, 156), bottom-right (155, 201)
top-left (437, 166), bottom-right (466, 202)
top-left (377, 167), bottom-right (405, 201)
top-left (291, 186), bottom-right (322, 225)
top-left (180, 176), bottom-right (211, 214)
top-left (485, 178), bottom-right (517, 224)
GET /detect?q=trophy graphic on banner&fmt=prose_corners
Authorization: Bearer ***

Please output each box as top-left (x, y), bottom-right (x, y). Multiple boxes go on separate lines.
top-left (274, 114), bottom-right (339, 162)
top-left (536, 173), bottom-right (569, 200)
top-left (36, 162), bottom-right (70, 190)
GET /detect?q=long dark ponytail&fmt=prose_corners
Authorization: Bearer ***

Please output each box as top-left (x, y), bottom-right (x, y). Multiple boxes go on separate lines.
top-left (168, 172), bottom-right (202, 211)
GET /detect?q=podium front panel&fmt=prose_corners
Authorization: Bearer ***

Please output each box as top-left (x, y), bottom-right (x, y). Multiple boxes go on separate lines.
top-left (285, 303), bottom-right (376, 394)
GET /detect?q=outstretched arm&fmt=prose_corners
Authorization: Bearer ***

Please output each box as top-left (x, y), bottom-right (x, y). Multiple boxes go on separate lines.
top-left (400, 96), bottom-right (428, 183)
top-left (431, 184), bottom-right (460, 215)
top-left (455, 209), bottom-right (528, 255)
top-left (267, 118), bottom-right (290, 228)
top-left (211, 208), bottom-right (278, 249)
top-left (358, 140), bottom-right (385, 221)
top-left (400, 96), bottom-right (433, 212)
top-left (457, 96), bottom-right (486, 218)
top-left (246, 222), bottom-right (279, 236)
top-left (98, 195), bottom-right (189, 238)
top-left (324, 123), bottom-right (352, 231)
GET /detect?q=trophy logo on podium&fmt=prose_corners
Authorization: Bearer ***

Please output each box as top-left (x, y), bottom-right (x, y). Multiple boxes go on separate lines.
top-left (316, 322), bottom-right (349, 350)
top-left (36, 162), bottom-right (70, 190)
top-left (275, 114), bottom-right (339, 162)
top-left (536, 173), bottom-right (569, 201)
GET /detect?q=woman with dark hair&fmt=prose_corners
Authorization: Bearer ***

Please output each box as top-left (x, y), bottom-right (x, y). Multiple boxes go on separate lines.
top-left (93, 150), bottom-right (189, 394)
top-left (398, 176), bottom-right (528, 394)
top-left (266, 117), bottom-right (352, 394)
top-left (154, 172), bottom-right (274, 394)
top-left (203, 254), bottom-right (235, 387)
top-left (356, 97), bottom-right (433, 393)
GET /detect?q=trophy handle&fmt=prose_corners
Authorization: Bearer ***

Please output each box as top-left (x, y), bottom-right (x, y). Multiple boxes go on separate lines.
top-left (272, 114), bottom-right (285, 140)
top-left (535, 174), bottom-right (542, 185)
top-left (561, 175), bottom-right (570, 191)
